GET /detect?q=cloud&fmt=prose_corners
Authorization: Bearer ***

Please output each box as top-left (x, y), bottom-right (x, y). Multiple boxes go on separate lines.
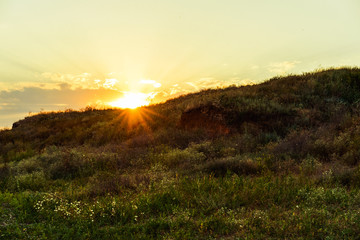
top-left (196, 77), bottom-right (234, 89)
top-left (228, 77), bottom-right (255, 86)
top-left (268, 61), bottom-right (300, 75)
top-left (38, 72), bottom-right (127, 91)
top-left (139, 79), bottom-right (162, 88)
top-left (40, 72), bottom-right (95, 89)
top-left (150, 77), bottom-right (254, 104)
top-left (186, 77), bottom-right (228, 91)
top-left (186, 77), bottom-right (252, 91)
top-left (185, 82), bottom-right (200, 90)
top-left (0, 86), bottom-right (123, 127)
top-left (37, 72), bottom-right (166, 92)
top-left (103, 78), bottom-right (119, 89)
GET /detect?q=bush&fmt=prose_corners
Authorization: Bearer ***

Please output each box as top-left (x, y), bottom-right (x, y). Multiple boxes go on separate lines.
top-left (202, 155), bottom-right (261, 176)
top-left (14, 157), bottom-right (42, 174)
top-left (160, 147), bottom-right (206, 168)
top-left (300, 155), bottom-right (321, 175)
top-left (48, 154), bottom-right (85, 180)
top-left (0, 163), bottom-right (10, 190)
top-left (86, 172), bottom-right (150, 196)
top-left (153, 128), bottom-right (208, 149)
top-left (9, 171), bottom-right (47, 191)
top-left (41, 149), bottom-right (95, 180)
top-left (330, 167), bottom-right (357, 186)
top-left (273, 130), bottom-right (312, 159)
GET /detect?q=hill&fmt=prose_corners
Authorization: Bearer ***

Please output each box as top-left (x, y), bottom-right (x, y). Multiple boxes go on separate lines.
top-left (1, 67), bottom-right (360, 239)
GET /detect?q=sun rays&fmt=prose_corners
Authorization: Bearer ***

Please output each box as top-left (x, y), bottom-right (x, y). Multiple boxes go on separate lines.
top-left (113, 106), bottom-right (162, 133)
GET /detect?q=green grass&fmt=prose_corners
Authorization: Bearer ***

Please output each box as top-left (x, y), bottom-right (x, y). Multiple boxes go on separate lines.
top-left (2, 175), bottom-right (360, 239)
top-left (1, 67), bottom-right (360, 239)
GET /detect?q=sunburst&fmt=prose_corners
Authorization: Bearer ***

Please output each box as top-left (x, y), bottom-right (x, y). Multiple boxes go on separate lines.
top-left (113, 106), bottom-right (163, 134)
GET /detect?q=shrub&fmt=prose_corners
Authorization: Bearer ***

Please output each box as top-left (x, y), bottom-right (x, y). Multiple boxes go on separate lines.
top-left (48, 154), bottom-right (85, 180)
top-left (5, 146), bottom-right (36, 163)
top-left (86, 172), bottom-right (150, 196)
top-left (14, 157), bottom-right (42, 174)
top-left (9, 171), bottom-right (47, 191)
top-left (341, 150), bottom-right (360, 166)
top-left (161, 147), bottom-right (206, 168)
top-left (300, 155), bottom-right (321, 175)
top-left (273, 130), bottom-right (312, 159)
top-left (41, 149), bottom-right (95, 180)
top-left (329, 166), bottom-right (360, 186)
top-left (202, 155), bottom-right (261, 176)
top-left (153, 128), bottom-right (208, 148)
top-left (188, 141), bottom-right (213, 156)
top-left (0, 163), bottom-right (10, 190)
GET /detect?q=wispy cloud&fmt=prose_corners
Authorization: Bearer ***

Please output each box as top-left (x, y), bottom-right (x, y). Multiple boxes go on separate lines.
top-left (38, 72), bottom-right (163, 92)
top-left (39, 72), bottom-right (113, 90)
top-left (103, 79), bottom-right (119, 89)
top-left (268, 61), bottom-right (300, 75)
top-left (150, 77), bottom-right (253, 104)
top-left (228, 77), bottom-right (255, 86)
top-left (185, 82), bottom-right (200, 90)
top-left (186, 77), bottom-right (252, 90)
top-left (139, 79), bottom-right (162, 88)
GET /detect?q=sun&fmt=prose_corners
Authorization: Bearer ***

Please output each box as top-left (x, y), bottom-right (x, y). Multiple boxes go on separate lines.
top-left (108, 92), bottom-right (150, 109)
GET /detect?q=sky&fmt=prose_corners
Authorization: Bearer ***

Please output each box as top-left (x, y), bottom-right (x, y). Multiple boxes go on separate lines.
top-left (1, 0), bottom-right (360, 128)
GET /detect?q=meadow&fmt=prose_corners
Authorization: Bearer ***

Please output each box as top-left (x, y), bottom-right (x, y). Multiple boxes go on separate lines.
top-left (1, 67), bottom-right (360, 239)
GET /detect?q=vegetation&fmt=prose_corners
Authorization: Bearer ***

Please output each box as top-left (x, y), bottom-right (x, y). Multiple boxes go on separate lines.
top-left (1, 67), bottom-right (360, 239)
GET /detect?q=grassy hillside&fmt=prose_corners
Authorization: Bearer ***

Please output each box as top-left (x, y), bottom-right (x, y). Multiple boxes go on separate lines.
top-left (1, 67), bottom-right (360, 239)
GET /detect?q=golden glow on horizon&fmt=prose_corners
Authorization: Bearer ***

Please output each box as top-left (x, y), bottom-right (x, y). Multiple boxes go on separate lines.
top-left (108, 92), bottom-right (150, 109)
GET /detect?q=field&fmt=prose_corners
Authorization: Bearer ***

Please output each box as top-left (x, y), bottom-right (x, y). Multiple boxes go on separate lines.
top-left (1, 68), bottom-right (360, 239)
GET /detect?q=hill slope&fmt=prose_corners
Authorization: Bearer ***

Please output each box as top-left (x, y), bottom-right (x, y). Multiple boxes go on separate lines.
top-left (1, 67), bottom-right (360, 239)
